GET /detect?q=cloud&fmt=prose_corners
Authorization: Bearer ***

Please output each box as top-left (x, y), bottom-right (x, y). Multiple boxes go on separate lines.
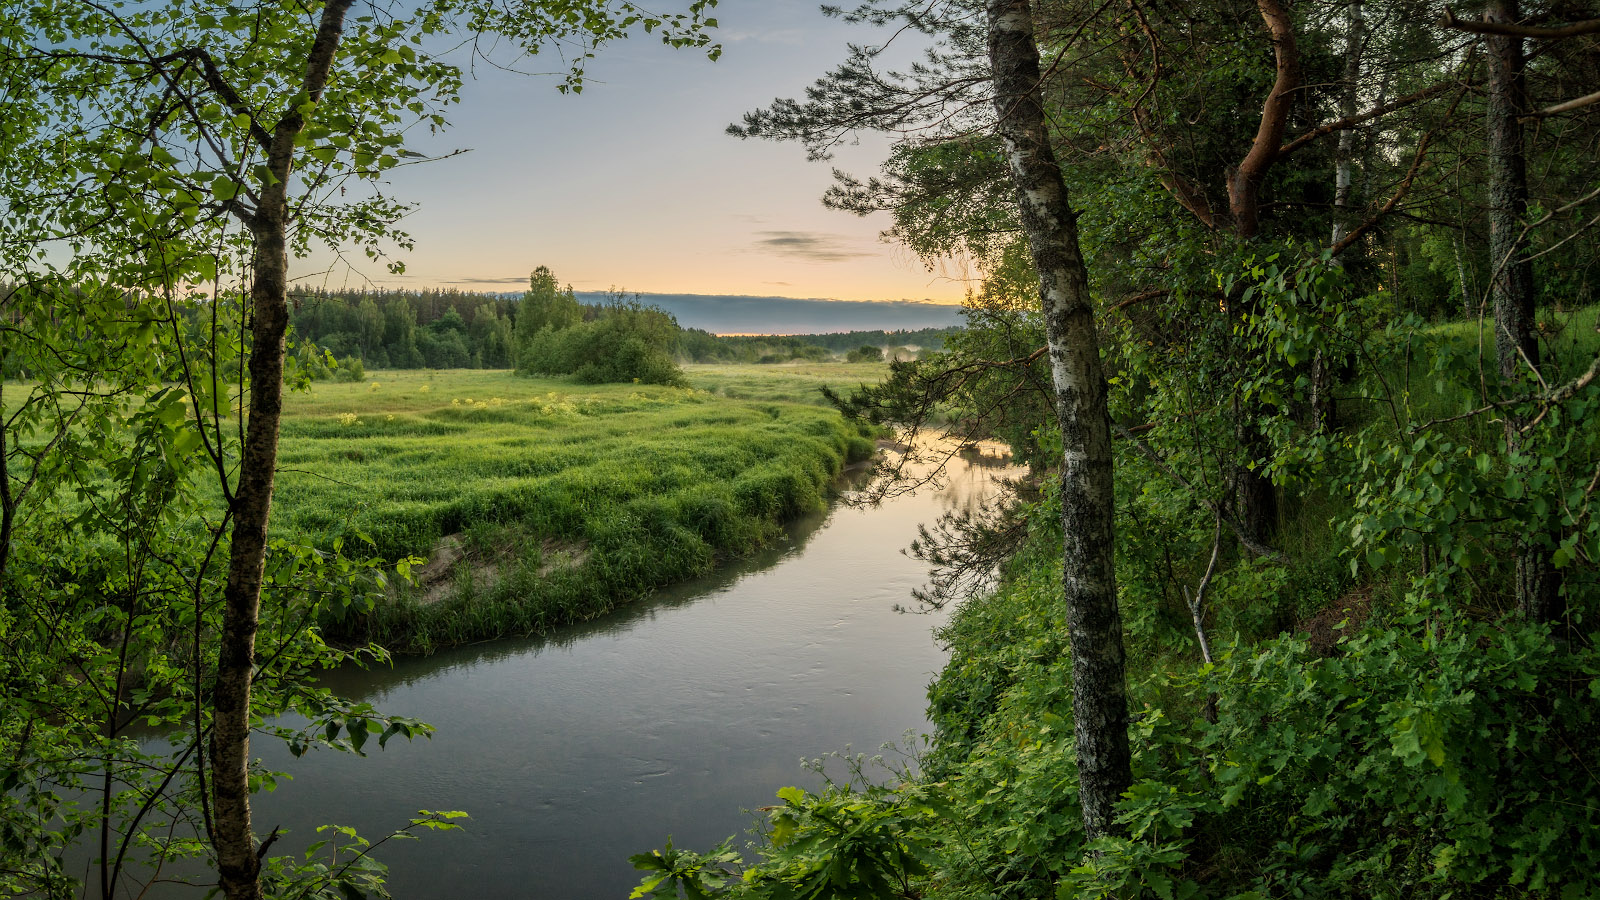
top-left (444, 276), bottom-right (529, 285)
top-left (722, 28), bottom-right (805, 45)
top-left (754, 231), bottom-right (875, 263)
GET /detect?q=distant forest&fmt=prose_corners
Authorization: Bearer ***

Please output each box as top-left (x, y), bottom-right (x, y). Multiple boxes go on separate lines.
top-left (287, 286), bottom-right (959, 371)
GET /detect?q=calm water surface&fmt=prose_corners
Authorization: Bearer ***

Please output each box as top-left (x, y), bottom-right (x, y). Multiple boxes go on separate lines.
top-left (248, 449), bottom-right (1015, 898)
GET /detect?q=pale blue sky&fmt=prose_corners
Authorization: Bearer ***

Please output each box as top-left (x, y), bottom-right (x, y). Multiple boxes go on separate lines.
top-left (297, 1), bottom-right (976, 307)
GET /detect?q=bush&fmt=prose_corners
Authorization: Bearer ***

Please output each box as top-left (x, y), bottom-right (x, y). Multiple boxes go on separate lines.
top-left (332, 355), bottom-right (366, 382)
top-left (517, 296), bottom-right (687, 386)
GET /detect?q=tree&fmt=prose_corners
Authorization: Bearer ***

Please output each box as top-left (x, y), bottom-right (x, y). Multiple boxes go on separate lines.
top-left (0, 3), bottom-right (718, 898)
top-left (984, 0), bottom-right (1130, 841)
top-left (356, 297), bottom-right (387, 358)
top-left (471, 302), bottom-right (516, 368)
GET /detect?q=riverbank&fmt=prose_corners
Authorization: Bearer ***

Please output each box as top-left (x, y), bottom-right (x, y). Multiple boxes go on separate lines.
top-left (275, 369), bottom-right (883, 653)
top-left (246, 444), bottom-right (1014, 898)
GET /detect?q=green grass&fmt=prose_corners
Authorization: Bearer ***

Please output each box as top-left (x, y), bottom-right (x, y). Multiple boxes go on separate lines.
top-left (684, 361), bottom-right (888, 404)
top-left (273, 368), bottom-right (879, 652)
top-left (1394, 303), bottom-right (1599, 423)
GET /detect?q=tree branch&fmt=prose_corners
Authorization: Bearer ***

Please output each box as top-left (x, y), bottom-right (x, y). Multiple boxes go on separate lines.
top-left (1439, 8), bottom-right (1600, 38)
top-left (1228, 0), bottom-right (1301, 238)
top-left (1329, 84), bottom-right (1468, 259)
top-left (1522, 88), bottom-right (1600, 120)
top-left (1279, 81), bottom-right (1456, 158)
top-left (1113, 422), bottom-right (1287, 562)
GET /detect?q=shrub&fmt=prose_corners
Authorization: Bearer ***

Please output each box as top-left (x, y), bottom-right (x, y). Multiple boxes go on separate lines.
top-left (333, 355), bottom-right (366, 382)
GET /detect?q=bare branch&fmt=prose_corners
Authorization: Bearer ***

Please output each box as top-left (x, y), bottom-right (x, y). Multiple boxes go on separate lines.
top-left (1522, 88), bottom-right (1600, 120)
top-left (1279, 81), bottom-right (1456, 158)
top-left (1439, 8), bottom-right (1600, 39)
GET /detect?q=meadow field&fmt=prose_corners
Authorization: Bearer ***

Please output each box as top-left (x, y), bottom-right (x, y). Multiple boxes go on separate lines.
top-left (683, 361), bottom-right (889, 404)
top-left (273, 366), bottom-right (884, 652)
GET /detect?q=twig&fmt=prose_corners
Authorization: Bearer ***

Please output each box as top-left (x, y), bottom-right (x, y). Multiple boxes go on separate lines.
top-left (1185, 515), bottom-right (1224, 666)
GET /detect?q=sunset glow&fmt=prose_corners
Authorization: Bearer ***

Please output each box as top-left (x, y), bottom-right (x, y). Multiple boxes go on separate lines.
top-left (293, 3), bottom-right (975, 307)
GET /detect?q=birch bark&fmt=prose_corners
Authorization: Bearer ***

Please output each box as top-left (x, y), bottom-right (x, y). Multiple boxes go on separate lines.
top-left (985, 0), bottom-right (1132, 841)
top-left (211, 5), bottom-right (355, 898)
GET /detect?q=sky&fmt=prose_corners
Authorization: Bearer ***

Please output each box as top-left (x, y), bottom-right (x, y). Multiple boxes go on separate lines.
top-left (295, 2), bottom-right (978, 325)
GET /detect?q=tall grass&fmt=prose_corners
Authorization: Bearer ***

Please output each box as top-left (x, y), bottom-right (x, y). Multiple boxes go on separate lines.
top-left (684, 361), bottom-right (888, 405)
top-left (274, 370), bottom-right (878, 653)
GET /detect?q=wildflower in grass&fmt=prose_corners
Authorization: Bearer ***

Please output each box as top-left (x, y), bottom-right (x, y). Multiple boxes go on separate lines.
top-left (369, 381), bottom-right (380, 391)
top-left (419, 384), bottom-right (431, 393)
top-left (336, 412), bottom-right (360, 426)
top-left (386, 414), bottom-right (395, 422)
top-left (451, 398), bottom-right (461, 406)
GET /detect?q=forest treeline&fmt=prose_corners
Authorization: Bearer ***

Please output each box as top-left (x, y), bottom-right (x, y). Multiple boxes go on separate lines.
top-left (287, 277), bottom-right (957, 376)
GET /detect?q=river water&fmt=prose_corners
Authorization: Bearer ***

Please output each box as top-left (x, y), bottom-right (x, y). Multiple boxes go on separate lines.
top-left (243, 448), bottom-right (1015, 898)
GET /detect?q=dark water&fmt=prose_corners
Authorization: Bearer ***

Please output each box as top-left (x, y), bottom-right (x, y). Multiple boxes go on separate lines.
top-left (242, 449), bottom-right (1014, 898)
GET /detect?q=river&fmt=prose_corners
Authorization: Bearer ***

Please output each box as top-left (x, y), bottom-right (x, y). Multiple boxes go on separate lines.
top-left (243, 447), bottom-right (1016, 898)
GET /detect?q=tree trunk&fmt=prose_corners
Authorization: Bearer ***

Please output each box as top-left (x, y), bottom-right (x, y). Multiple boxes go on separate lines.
top-left (1484, 0), bottom-right (1562, 626)
top-left (211, 5), bottom-right (353, 898)
top-left (1486, 0), bottom-right (1537, 385)
top-left (1232, 403), bottom-right (1279, 546)
top-left (985, 0), bottom-right (1131, 842)
top-left (1227, 0), bottom-right (1301, 239)
top-left (1223, 0), bottom-right (1299, 537)
top-left (1312, 0), bottom-right (1365, 434)
top-left (1330, 1), bottom-right (1363, 251)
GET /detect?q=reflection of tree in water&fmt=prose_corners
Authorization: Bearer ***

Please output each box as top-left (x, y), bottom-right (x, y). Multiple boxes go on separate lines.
top-left (959, 442), bottom-right (1017, 469)
top-left (893, 440), bottom-right (1034, 613)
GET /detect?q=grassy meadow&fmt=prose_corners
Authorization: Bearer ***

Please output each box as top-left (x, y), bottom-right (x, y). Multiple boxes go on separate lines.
top-left (684, 361), bottom-right (889, 404)
top-left (272, 367), bottom-right (883, 652)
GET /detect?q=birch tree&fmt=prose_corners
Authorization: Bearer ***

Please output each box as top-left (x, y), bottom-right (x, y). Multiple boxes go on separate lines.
top-left (984, 0), bottom-right (1131, 841)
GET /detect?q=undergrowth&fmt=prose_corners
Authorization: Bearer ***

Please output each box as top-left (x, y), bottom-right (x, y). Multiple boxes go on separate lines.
top-left (629, 287), bottom-right (1600, 898)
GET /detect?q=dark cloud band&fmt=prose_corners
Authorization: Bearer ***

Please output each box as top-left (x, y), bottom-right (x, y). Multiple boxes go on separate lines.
top-left (574, 291), bottom-right (964, 335)
top-left (753, 231), bottom-right (875, 262)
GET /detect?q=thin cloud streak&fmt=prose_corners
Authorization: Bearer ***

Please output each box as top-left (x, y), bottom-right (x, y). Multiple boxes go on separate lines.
top-left (754, 231), bottom-right (876, 262)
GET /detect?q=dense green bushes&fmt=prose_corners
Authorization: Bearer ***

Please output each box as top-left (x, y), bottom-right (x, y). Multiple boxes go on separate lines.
top-left (632, 289), bottom-right (1600, 900)
top-left (518, 298), bottom-right (688, 386)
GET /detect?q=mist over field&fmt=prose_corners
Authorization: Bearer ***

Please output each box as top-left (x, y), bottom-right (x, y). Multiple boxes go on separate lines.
top-left (573, 291), bottom-right (967, 335)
